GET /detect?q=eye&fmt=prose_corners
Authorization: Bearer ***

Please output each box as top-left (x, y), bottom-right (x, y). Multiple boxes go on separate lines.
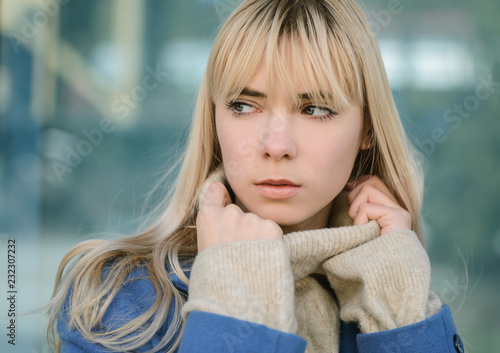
top-left (225, 101), bottom-right (257, 117)
top-left (302, 105), bottom-right (338, 121)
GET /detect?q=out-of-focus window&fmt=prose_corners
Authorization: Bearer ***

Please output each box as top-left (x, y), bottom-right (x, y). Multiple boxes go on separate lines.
top-left (1, 0), bottom-right (499, 351)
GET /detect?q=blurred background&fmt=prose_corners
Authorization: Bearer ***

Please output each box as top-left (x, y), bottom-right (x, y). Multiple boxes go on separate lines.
top-left (0, 0), bottom-right (499, 351)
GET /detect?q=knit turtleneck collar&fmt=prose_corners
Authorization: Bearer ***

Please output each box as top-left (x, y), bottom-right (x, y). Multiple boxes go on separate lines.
top-left (197, 167), bottom-right (383, 284)
top-left (284, 220), bottom-right (380, 281)
top-left (187, 168), bottom-right (438, 352)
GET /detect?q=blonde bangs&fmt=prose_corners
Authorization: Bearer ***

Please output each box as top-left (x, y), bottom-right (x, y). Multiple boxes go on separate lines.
top-left (207, 1), bottom-right (271, 103)
top-left (208, 0), bottom-right (365, 112)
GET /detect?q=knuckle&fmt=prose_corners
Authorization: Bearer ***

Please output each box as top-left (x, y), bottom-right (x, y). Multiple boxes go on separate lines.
top-left (402, 209), bottom-right (412, 222)
top-left (263, 218), bottom-right (276, 227)
top-left (397, 207), bottom-right (409, 217)
top-left (241, 212), bottom-right (260, 225)
top-left (246, 212), bottom-right (261, 221)
top-left (392, 208), bottom-right (411, 225)
top-left (348, 204), bottom-right (358, 219)
top-left (359, 183), bottom-right (375, 194)
top-left (224, 204), bottom-right (241, 215)
top-left (358, 202), bottom-right (370, 212)
top-left (263, 220), bottom-right (282, 237)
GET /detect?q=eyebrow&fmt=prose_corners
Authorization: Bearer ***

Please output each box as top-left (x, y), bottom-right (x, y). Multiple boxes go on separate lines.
top-left (239, 88), bottom-right (267, 98)
top-left (239, 88), bottom-right (328, 101)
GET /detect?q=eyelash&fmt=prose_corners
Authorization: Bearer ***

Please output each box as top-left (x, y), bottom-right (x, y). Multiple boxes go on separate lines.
top-left (224, 100), bottom-right (338, 121)
top-left (301, 105), bottom-right (338, 121)
top-left (225, 100), bottom-right (254, 117)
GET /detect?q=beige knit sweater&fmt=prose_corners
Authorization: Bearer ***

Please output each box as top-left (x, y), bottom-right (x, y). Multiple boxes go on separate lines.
top-left (183, 170), bottom-right (442, 352)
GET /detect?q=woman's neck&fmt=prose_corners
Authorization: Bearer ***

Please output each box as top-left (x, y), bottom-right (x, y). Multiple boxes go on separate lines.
top-left (280, 201), bottom-right (333, 235)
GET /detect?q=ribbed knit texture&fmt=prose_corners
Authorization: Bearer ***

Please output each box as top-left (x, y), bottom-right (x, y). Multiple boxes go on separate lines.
top-left (285, 221), bottom-right (380, 352)
top-left (323, 230), bottom-right (441, 333)
top-left (182, 239), bottom-right (298, 333)
top-left (182, 169), bottom-right (443, 352)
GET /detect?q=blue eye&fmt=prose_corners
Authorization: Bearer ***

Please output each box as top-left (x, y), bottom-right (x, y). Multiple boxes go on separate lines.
top-left (233, 102), bottom-right (253, 113)
top-left (302, 105), bottom-right (337, 121)
top-left (225, 101), bottom-right (256, 117)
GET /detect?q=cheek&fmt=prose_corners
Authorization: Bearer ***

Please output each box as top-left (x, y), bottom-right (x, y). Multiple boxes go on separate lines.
top-left (310, 131), bottom-right (360, 167)
top-left (216, 115), bottom-right (255, 180)
top-left (305, 130), bottom-right (362, 190)
top-left (216, 108), bottom-right (236, 158)
top-left (217, 123), bottom-right (233, 159)
top-left (332, 138), bottom-right (360, 170)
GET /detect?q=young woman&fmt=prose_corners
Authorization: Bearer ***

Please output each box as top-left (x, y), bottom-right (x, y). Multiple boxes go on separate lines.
top-left (47, 0), bottom-right (464, 352)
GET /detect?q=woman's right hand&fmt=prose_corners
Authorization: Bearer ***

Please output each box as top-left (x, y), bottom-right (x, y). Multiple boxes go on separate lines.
top-left (196, 182), bottom-right (283, 253)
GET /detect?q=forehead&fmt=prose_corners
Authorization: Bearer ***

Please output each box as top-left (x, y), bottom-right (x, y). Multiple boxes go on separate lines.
top-left (225, 51), bottom-right (347, 111)
top-left (211, 29), bottom-right (363, 112)
top-left (237, 60), bottom-right (328, 104)
top-left (208, 0), bottom-right (368, 110)
top-left (243, 57), bottom-right (311, 92)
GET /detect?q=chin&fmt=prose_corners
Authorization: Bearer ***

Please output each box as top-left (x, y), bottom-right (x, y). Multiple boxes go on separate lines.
top-left (235, 194), bottom-right (329, 229)
top-left (250, 204), bottom-right (311, 226)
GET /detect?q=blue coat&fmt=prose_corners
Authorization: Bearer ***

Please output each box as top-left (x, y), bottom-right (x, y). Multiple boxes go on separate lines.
top-left (58, 266), bottom-right (464, 353)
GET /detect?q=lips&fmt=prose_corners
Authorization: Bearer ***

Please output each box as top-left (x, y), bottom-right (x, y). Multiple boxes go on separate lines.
top-left (254, 179), bottom-right (301, 200)
top-left (256, 179), bottom-right (300, 187)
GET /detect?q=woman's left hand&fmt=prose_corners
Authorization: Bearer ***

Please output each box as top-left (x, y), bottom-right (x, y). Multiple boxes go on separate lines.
top-left (346, 175), bottom-right (411, 235)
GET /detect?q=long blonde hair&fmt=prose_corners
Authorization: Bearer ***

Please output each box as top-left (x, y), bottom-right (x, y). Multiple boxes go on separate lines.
top-left (47, 0), bottom-right (424, 351)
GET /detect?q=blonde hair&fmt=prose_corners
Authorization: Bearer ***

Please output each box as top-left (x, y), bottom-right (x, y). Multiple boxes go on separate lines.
top-left (47, 0), bottom-right (424, 351)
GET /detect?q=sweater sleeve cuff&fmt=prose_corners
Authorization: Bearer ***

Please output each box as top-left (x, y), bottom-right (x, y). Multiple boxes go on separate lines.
top-left (356, 305), bottom-right (461, 353)
top-left (179, 311), bottom-right (307, 353)
top-left (182, 239), bottom-right (297, 333)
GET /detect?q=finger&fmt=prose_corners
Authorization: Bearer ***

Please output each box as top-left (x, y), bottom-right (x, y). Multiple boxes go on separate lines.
top-left (348, 185), bottom-right (401, 221)
top-left (346, 175), bottom-right (398, 204)
top-left (200, 182), bottom-right (232, 209)
top-left (353, 203), bottom-right (411, 234)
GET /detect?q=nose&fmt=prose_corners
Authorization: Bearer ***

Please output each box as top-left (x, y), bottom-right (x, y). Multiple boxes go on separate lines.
top-left (260, 114), bottom-right (297, 160)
